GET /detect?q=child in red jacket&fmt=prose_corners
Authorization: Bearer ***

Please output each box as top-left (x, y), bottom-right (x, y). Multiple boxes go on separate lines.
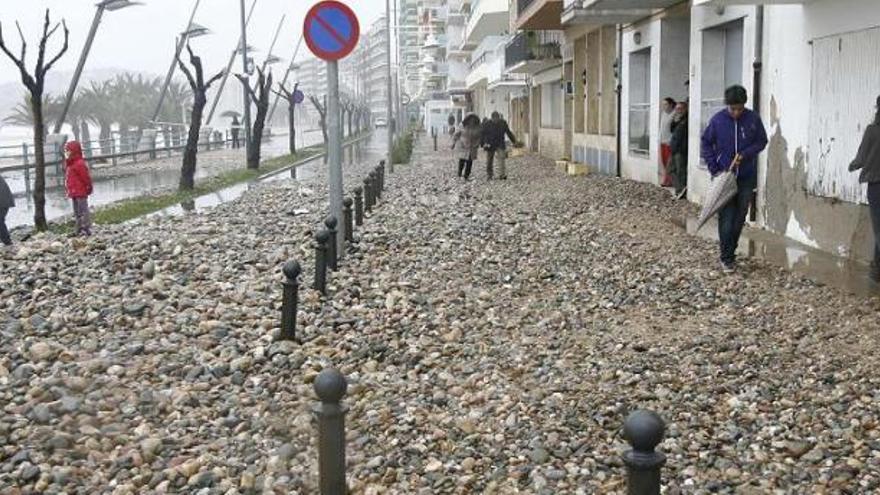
top-left (64, 141), bottom-right (93, 236)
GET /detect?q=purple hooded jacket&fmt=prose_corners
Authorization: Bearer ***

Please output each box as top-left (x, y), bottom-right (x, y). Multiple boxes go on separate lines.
top-left (700, 108), bottom-right (768, 180)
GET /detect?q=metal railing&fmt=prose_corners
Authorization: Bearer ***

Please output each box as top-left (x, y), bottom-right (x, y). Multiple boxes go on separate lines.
top-left (505, 31), bottom-right (563, 69)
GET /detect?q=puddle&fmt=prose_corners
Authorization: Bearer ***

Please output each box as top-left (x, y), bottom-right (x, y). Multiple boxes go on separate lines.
top-left (675, 216), bottom-right (880, 298)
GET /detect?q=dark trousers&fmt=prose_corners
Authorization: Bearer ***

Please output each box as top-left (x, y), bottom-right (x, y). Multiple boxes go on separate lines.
top-left (457, 159), bottom-right (472, 179)
top-left (869, 182), bottom-right (880, 274)
top-left (486, 149), bottom-right (495, 179)
top-left (0, 207), bottom-right (10, 245)
top-left (718, 175), bottom-right (757, 265)
top-left (232, 132), bottom-right (240, 149)
top-left (671, 153), bottom-right (688, 195)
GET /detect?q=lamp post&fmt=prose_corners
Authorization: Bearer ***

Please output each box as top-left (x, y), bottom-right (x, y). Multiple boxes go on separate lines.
top-left (385, 0), bottom-right (394, 173)
top-left (150, 15), bottom-right (210, 124)
top-left (54, 0), bottom-right (142, 135)
top-left (205, 0), bottom-right (257, 127)
top-left (239, 0), bottom-right (252, 160)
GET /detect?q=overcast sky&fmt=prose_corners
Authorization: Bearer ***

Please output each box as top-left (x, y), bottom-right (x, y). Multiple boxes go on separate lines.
top-left (0, 0), bottom-right (385, 84)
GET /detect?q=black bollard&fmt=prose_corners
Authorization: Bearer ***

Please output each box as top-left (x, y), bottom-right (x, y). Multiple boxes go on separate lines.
top-left (433, 129), bottom-right (438, 151)
top-left (369, 171), bottom-right (379, 205)
top-left (374, 168), bottom-right (382, 200)
top-left (313, 230), bottom-right (330, 295)
top-left (379, 160), bottom-right (386, 192)
top-left (313, 368), bottom-right (348, 495)
top-left (622, 410), bottom-right (666, 495)
top-left (324, 216), bottom-right (338, 271)
top-left (354, 187), bottom-right (364, 226)
top-left (343, 198), bottom-right (354, 243)
top-left (280, 261), bottom-right (301, 342)
top-left (364, 177), bottom-right (373, 213)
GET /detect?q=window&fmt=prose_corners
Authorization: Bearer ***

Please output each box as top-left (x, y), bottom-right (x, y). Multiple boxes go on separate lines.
top-left (600, 26), bottom-right (618, 136)
top-left (628, 48), bottom-right (651, 155)
top-left (574, 36), bottom-right (586, 134)
top-left (541, 81), bottom-right (563, 129)
top-left (701, 20), bottom-right (744, 133)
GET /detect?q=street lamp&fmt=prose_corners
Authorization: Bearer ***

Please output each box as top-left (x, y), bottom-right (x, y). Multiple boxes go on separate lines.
top-left (149, 0), bottom-right (206, 124)
top-left (53, 0), bottom-right (143, 134)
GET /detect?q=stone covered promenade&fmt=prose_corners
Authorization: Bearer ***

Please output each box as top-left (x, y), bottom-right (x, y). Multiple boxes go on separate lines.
top-left (1, 136), bottom-right (879, 494)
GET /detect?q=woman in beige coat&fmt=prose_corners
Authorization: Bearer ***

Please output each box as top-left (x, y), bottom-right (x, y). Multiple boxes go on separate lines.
top-left (452, 114), bottom-right (482, 180)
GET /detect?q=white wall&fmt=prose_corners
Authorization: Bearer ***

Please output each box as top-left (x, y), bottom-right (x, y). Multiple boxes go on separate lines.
top-left (621, 18), bottom-right (662, 185)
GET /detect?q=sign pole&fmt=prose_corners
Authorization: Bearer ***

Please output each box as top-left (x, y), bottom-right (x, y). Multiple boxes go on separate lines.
top-left (239, 0), bottom-right (253, 161)
top-left (385, 0), bottom-right (394, 173)
top-left (327, 61), bottom-right (345, 258)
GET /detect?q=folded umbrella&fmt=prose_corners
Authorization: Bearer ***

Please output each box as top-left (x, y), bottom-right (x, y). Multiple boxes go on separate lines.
top-left (695, 166), bottom-right (739, 232)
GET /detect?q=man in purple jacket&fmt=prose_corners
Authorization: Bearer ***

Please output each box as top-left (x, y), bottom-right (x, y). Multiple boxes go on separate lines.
top-left (701, 85), bottom-right (768, 273)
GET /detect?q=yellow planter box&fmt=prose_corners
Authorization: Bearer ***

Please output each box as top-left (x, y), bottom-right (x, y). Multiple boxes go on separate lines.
top-left (567, 163), bottom-right (589, 176)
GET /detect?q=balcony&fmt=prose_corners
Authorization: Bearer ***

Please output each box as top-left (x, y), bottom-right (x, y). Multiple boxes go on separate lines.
top-left (561, 0), bottom-right (658, 25)
top-left (504, 30), bottom-right (563, 74)
top-left (465, 0), bottom-right (509, 47)
top-left (693, 0), bottom-right (812, 5)
top-left (515, 0), bottom-right (563, 30)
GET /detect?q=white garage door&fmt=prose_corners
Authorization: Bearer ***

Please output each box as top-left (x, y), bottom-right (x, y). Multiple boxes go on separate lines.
top-left (808, 27), bottom-right (880, 205)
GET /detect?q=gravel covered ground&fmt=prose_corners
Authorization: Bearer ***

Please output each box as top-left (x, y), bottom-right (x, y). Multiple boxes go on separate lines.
top-left (1, 137), bottom-right (880, 494)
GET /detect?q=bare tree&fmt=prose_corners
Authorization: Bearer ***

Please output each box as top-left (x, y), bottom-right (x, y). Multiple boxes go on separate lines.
top-left (0, 10), bottom-right (69, 231)
top-left (343, 98), bottom-right (355, 138)
top-left (235, 68), bottom-right (273, 170)
top-left (273, 81), bottom-right (299, 155)
top-left (176, 44), bottom-right (224, 191)
top-left (309, 94), bottom-right (328, 163)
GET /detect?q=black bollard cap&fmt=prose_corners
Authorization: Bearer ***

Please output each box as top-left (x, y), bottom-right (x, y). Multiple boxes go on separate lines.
top-left (324, 215), bottom-right (338, 229)
top-left (343, 198), bottom-right (353, 207)
top-left (282, 260), bottom-right (302, 280)
top-left (379, 159), bottom-right (386, 166)
top-left (354, 186), bottom-right (363, 195)
top-left (624, 410), bottom-right (666, 452)
top-left (315, 230), bottom-right (331, 243)
top-left (314, 368), bottom-right (347, 403)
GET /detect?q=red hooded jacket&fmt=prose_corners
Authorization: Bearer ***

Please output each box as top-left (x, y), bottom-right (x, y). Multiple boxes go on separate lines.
top-left (64, 141), bottom-right (92, 199)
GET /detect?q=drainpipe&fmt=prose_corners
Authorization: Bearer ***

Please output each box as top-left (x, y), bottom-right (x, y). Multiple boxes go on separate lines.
top-left (750, 6), bottom-right (764, 222)
top-left (615, 24), bottom-right (623, 178)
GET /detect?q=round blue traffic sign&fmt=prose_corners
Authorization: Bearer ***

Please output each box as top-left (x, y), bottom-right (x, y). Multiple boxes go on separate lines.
top-left (293, 89), bottom-right (305, 104)
top-left (304, 1), bottom-right (360, 62)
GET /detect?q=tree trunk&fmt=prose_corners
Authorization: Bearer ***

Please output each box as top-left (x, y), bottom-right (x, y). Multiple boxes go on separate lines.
top-left (348, 111), bottom-right (353, 138)
top-left (249, 101), bottom-right (268, 169)
top-left (100, 122), bottom-right (112, 155)
top-left (81, 121), bottom-right (92, 158)
top-left (288, 103), bottom-right (296, 155)
top-left (31, 96), bottom-right (48, 231)
top-left (321, 117), bottom-right (328, 164)
top-left (180, 92), bottom-right (206, 190)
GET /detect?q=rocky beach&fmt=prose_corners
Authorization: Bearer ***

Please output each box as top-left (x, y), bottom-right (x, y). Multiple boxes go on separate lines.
top-left (1, 136), bottom-right (879, 494)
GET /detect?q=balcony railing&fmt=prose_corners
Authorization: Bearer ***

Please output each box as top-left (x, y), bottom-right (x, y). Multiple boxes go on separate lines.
top-left (505, 31), bottom-right (563, 69)
top-left (517, 0), bottom-right (536, 16)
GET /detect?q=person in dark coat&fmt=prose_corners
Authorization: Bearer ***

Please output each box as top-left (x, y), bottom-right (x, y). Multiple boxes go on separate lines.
top-left (849, 95), bottom-right (880, 282)
top-left (669, 101), bottom-right (689, 198)
top-left (231, 116), bottom-right (241, 149)
top-left (0, 174), bottom-right (14, 246)
top-left (482, 111), bottom-right (518, 180)
top-left (700, 85), bottom-right (768, 273)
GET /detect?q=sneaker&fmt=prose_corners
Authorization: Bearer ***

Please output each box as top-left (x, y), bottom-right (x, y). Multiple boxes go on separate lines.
top-left (721, 261), bottom-right (736, 274)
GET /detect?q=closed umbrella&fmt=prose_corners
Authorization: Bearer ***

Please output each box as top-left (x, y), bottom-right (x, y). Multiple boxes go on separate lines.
top-left (695, 166), bottom-right (739, 232)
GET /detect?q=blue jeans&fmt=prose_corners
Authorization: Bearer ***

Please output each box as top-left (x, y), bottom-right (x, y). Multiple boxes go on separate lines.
top-left (868, 182), bottom-right (880, 272)
top-left (718, 175), bottom-right (756, 265)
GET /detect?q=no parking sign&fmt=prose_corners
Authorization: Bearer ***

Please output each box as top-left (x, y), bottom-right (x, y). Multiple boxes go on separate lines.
top-left (303, 1), bottom-right (360, 61)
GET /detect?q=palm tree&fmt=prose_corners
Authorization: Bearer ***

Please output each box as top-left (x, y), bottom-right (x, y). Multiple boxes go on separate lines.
top-left (3, 94), bottom-right (61, 131)
top-left (159, 79), bottom-right (193, 148)
top-left (80, 81), bottom-right (115, 155)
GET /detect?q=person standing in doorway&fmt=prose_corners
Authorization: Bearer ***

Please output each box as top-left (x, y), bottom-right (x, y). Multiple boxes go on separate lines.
top-left (701, 85), bottom-right (768, 273)
top-left (659, 97), bottom-right (676, 187)
top-left (0, 173), bottom-right (14, 246)
top-left (231, 116), bottom-right (241, 149)
top-left (849, 95), bottom-right (880, 283)
top-left (483, 112), bottom-right (518, 180)
top-left (64, 141), bottom-right (94, 237)
top-left (669, 100), bottom-right (689, 198)
top-left (452, 114), bottom-right (482, 180)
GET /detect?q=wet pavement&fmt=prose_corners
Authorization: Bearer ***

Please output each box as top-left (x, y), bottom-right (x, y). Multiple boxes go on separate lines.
top-left (674, 215), bottom-right (880, 298)
top-left (3, 129), bottom-right (326, 230)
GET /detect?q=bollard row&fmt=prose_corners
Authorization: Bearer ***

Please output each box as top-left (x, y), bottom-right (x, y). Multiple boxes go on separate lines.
top-left (308, 368), bottom-right (668, 495)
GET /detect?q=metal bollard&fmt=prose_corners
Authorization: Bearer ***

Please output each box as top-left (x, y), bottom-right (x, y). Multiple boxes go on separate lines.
top-left (622, 410), bottom-right (666, 495)
top-left (433, 129), bottom-right (438, 151)
top-left (374, 168), bottom-right (382, 200)
top-left (378, 160), bottom-right (386, 192)
top-left (369, 171), bottom-right (378, 205)
top-left (354, 187), bottom-right (364, 226)
top-left (313, 368), bottom-right (348, 495)
top-left (343, 198), bottom-right (354, 243)
top-left (22, 143), bottom-right (31, 195)
top-left (364, 177), bottom-right (373, 213)
top-left (280, 261), bottom-right (301, 342)
top-left (313, 230), bottom-right (330, 295)
top-left (324, 216), bottom-right (339, 270)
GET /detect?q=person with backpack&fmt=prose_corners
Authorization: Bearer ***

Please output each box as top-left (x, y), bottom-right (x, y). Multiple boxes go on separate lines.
top-left (482, 111), bottom-right (518, 180)
top-left (849, 95), bottom-right (880, 283)
top-left (64, 141), bottom-right (94, 237)
top-left (700, 85), bottom-right (768, 273)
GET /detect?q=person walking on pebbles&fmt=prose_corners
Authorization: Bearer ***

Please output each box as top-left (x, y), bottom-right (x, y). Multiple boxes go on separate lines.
top-left (482, 111), bottom-right (519, 180)
top-left (0, 173), bottom-right (14, 246)
top-left (452, 114), bottom-right (482, 180)
top-left (849, 95), bottom-right (880, 283)
top-left (701, 85), bottom-right (768, 274)
top-left (64, 141), bottom-right (94, 237)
